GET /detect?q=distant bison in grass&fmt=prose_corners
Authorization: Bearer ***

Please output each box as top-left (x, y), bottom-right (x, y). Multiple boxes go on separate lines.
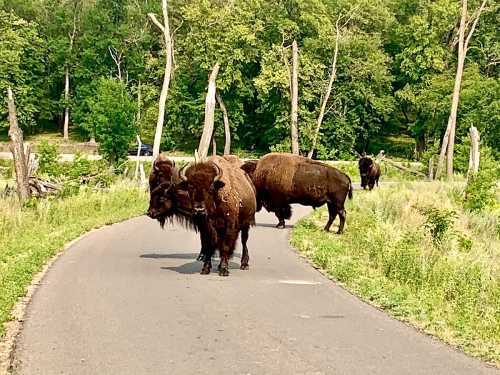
top-left (358, 155), bottom-right (381, 190)
top-left (241, 153), bottom-right (353, 234)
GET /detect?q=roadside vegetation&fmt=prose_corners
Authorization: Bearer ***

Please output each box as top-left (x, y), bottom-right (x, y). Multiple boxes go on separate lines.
top-left (0, 148), bottom-right (148, 338)
top-left (292, 165), bottom-right (499, 363)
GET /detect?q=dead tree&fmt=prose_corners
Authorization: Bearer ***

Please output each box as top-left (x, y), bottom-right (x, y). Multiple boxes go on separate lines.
top-left (148, 0), bottom-right (173, 159)
top-left (63, 4), bottom-right (80, 141)
top-left (216, 92), bottom-right (231, 155)
top-left (198, 63), bottom-right (220, 159)
top-left (468, 125), bottom-right (480, 176)
top-left (7, 88), bottom-right (30, 202)
top-left (290, 40), bottom-right (299, 155)
top-left (435, 0), bottom-right (488, 179)
top-left (108, 47), bottom-right (124, 81)
top-left (308, 11), bottom-right (357, 159)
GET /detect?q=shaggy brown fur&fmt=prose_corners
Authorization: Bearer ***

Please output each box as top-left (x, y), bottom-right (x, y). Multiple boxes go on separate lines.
top-left (178, 156), bottom-right (256, 276)
top-left (358, 156), bottom-right (381, 190)
top-left (241, 152), bottom-right (353, 234)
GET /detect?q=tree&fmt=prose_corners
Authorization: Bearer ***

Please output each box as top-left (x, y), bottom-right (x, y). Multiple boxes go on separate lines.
top-left (148, 0), bottom-right (173, 159)
top-left (87, 78), bottom-right (136, 164)
top-left (198, 63), bottom-right (220, 159)
top-left (290, 40), bottom-right (299, 154)
top-left (6, 87), bottom-right (30, 202)
top-left (435, 0), bottom-right (488, 179)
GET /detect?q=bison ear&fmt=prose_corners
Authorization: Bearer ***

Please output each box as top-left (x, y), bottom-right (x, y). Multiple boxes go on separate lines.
top-left (241, 160), bottom-right (257, 175)
top-left (213, 180), bottom-right (225, 191)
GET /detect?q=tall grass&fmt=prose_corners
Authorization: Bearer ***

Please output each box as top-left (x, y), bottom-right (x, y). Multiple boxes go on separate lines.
top-left (292, 182), bottom-right (500, 364)
top-left (0, 182), bottom-right (148, 337)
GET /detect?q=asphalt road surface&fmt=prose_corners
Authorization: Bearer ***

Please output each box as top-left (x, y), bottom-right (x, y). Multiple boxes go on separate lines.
top-left (14, 206), bottom-right (498, 375)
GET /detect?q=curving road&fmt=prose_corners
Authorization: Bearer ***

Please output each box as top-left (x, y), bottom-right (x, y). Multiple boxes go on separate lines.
top-left (13, 206), bottom-right (497, 374)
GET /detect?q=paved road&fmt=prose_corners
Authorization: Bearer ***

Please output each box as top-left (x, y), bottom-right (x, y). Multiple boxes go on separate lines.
top-left (14, 206), bottom-right (497, 375)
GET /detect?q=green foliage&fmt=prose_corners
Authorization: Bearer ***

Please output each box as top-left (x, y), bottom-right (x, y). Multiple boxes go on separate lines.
top-left (85, 78), bottom-right (136, 164)
top-left (37, 140), bottom-right (61, 176)
top-left (464, 170), bottom-right (498, 212)
top-left (416, 205), bottom-right (457, 246)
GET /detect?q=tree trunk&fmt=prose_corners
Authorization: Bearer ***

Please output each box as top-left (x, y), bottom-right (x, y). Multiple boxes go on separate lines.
top-left (63, 67), bottom-right (70, 140)
top-left (212, 137), bottom-right (216, 156)
top-left (216, 92), bottom-right (231, 155)
top-left (63, 9), bottom-right (78, 141)
top-left (149, 0), bottom-right (173, 159)
top-left (436, 0), bottom-right (488, 179)
top-left (7, 88), bottom-right (30, 202)
top-left (198, 63), bottom-right (220, 160)
top-left (308, 22), bottom-right (340, 159)
top-left (134, 135), bottom-right (142, 180)
top-left (468, 126), bottom-right (480, 176)
top-left (290, 40), bottom-right (299, 155)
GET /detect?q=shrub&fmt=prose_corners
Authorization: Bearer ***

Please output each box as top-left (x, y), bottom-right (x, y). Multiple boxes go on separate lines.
top-left (86, 78), bottom-right (136, 164)
top-left (37, 140), bottom-right (61, 176)
top-left (417, 206), bottom-right (457, 246)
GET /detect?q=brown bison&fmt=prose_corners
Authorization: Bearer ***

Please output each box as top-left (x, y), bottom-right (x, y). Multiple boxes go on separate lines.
top-left (241, 153), bottom-right (353, 234)
top-left (177, 156), bottom-right (256, 276)
top-left (358, 155), bottom-right (381, 190)
top-left (147, 155), bottom-right (256, 276)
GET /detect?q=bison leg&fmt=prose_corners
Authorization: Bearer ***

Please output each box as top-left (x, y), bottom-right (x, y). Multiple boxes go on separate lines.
top-left (218, 233), bottom-right (238, 277)
top-left (275, 204), bottom-right (292, 229)
top-left (368, 181), bottom-right (375, 191)
top-left (240, 226), bottom-right (250, 270)
top-left (200, 228), bottom-right (216, 275)
top-left (324, 202), bottom-right (337, 232)
top-left (337, 208), bottom-right (346, 234)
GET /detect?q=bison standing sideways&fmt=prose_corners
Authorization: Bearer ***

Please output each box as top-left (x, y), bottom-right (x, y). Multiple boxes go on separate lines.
top-left (177, 156), bottom-right (256, 276)
top-left (358, 155), bottom-right (381, 190)
top-left (241, 153), bottom-right (353, 234)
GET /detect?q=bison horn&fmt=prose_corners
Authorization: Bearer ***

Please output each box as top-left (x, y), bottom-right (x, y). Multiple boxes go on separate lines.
top-left (212, 162), bottom-right (222, 182)
top-left (179, 163), bottom-right (189, 182)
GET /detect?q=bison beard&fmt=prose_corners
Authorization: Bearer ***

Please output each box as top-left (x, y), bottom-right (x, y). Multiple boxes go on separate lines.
top-left (358, 156), bottom-right (381, 190)
top-left (241, 153), bottom-right (353, 234)
top-left (178, 157), bottom-right (256, 276)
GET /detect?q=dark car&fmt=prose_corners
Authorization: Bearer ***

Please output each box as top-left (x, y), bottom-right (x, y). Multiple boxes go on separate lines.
top-left (129, 143), bottom-right (153, 156)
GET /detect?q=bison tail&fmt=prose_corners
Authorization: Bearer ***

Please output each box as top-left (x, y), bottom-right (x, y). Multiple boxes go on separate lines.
top-left (348, 181), bottom-right (353, 200)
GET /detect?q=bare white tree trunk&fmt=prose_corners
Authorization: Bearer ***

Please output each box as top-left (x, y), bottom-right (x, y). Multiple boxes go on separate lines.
top-left (428, 156), bottom-right (434, 180)
top-left (216, 92), bottom-right (231, 155)
top-left (134, 135), bottom-right (142, 180)
top-left (436, 0), bottom-right (488, 179)
top-left (212, 137), bottom-right (217, 156)
top-left (198, 63), bottom-right (220, 160)
top-left (7, 88), bottom-right (30, 202)
top-left (108, 47), bottom-right (123, 81)
top-left (308, 20), bottom-right (341, 159)
top-left (63, 11), bottom-right (78, 141)
top-left (148, 0), bottom-right (173, 159)
top-left (468, 126), bottom-right (480, 176)
top-left (290, 40), bottom-right (299, 155)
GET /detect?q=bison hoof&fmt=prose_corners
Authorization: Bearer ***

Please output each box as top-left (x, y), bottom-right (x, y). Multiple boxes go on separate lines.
top-left (240, 264), bottom-right (249, 270)
top-left (276, 223), bottom-right (285, 229)
top-left (219, 268), bottom-right (230, 277)
top-left (200, 266), bottom-right (211, 275)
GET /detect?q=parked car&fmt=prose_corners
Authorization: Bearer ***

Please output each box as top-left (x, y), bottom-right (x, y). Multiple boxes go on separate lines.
top-left (128, 143), bottom-right (153, 156)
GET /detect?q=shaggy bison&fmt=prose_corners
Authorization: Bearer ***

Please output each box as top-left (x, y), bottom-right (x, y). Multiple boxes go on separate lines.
top-left (241, 153), bottom-right (353, 234)
top-left (358, 155), bottom-right (381, 190)
top-left (147, 155), bottom-right (256, 276)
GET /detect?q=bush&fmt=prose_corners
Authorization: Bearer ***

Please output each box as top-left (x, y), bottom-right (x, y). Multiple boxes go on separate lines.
top-left (86, 78), bottom-right (136, 164)
top-left (37, 140), bottom-right (61, 176)
top-left (417, 206), bottom-right (457, 246)
top-left (463, 146), bottom-right (499, 212)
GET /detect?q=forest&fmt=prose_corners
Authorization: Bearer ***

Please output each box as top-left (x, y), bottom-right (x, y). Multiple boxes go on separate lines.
top-left (1, 0), bottom-right (499, 162)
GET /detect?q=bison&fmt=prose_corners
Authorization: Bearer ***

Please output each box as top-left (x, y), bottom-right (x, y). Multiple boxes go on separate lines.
top-left (241, 153), bottom-right (353, 234)
top-left (358, 155), bottom-right (381, 190)
top-left (147, 155), bottom-right (256, 276)
top-left (177, 156), bottom-right (256, 276)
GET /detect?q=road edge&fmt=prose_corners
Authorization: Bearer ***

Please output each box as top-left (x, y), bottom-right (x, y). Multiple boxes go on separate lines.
top-left (0, 219), bottom-right (139, 375)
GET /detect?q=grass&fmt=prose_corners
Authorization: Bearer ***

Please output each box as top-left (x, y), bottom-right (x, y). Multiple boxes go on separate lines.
top-left (291, 182), bottom-right (500, 364)
top-left (0, 181), bottom-right (148, 337)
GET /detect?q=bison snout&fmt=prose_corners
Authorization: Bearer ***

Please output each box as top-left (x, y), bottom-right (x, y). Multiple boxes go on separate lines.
top-left (147, 208), bottom-right (157, 219)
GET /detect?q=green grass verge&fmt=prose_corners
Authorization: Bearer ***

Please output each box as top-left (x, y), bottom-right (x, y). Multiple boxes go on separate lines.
top-left (291, 182), bottom-right (499, 365)
top-left (0, 182), bottom-right (148, 337)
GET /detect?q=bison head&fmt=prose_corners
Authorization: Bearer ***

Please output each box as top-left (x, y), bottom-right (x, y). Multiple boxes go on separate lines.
top-left (178, 161), bottom-right (225, 219)
top-left (358, 156), bottom-right (374, 176)
top-left (147, 156), bottom-right (177, 226)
